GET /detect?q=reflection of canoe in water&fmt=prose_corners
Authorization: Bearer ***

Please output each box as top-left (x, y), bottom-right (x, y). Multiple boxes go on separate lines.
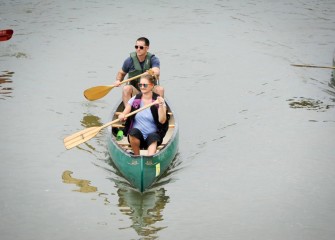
top-left (0, 29), bottom-right (13, 41)
top-left (333, 49), bottom-right (335, 79)
top-left (107, 99), bottom-right (179, 192)
top-left (117, 186), bottom-right (169, 237)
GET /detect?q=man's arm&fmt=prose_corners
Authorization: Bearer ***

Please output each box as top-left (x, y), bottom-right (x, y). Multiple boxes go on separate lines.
top-left (151, 56), bottom-right (160, 80)
top-left (114, 69), bottom-right (127, 86)
top-left (151, 67), bottom-right (160, 80)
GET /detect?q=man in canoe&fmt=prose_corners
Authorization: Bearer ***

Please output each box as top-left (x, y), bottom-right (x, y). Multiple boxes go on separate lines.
top-left (114, 37), bottom-right (164, 106)
top-left (118, 74), bottom-right (169, 156)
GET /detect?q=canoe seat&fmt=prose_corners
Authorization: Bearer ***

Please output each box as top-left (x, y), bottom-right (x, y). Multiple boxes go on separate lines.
top-left (118, 140), bottom-right (166, 156)
top-left (119, 143), bottom-right (165, 150)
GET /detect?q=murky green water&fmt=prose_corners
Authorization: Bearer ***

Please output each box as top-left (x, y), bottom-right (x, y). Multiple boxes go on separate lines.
top-left (1, 1), bottom-right (335, 239)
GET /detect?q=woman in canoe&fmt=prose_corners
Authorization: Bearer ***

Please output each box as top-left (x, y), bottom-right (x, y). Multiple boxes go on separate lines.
top-left (118, 74), bottom-right (169, 155)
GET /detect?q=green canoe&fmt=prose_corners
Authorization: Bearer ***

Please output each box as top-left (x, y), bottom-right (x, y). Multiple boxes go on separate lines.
top-left (107, 99), bottom-right (179, 192)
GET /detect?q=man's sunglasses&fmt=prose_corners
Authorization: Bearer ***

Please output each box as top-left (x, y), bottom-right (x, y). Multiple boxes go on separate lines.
top-left (135, 45), bottom-right (145, 50)
top-left (138, 83), bottom-right (152, 88)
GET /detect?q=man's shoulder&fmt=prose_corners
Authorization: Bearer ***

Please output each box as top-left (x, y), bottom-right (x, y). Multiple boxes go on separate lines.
top-left (148, 52), bottom-right (158, 58)
top-left (124, 55), bottom-right (133, 63)
top-left (150, 54), bottom-right (160, 67)
top-left (122, 57), bottom-right (134, 72)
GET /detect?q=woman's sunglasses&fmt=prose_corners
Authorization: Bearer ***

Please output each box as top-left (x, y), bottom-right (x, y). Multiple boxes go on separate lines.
top-left (135, 45), bottom-right (145, 50)
top-left (138, 83), bottom-right (152, 88)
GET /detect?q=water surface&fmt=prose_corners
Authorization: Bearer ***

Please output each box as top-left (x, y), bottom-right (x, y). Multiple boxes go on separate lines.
top-left (1, 1), bottom-right (335, 239)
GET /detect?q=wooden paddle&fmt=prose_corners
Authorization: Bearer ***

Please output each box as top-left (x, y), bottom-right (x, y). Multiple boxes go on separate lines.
top-left (64, 101), bottom-right (158, 149)
top-left (83, 69), bottom-right (154, 101)
top-left (291, 64), bottom-right (335, 70)
top-left (0, 29), bottom-right (14, 41)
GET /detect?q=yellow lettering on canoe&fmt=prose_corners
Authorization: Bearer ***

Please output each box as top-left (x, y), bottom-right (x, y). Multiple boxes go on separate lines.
top-left (156, 163), bottom-right (160, 177)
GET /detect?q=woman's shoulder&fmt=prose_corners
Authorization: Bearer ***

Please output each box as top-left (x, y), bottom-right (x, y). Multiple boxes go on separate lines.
top-left (128, 95), bottom-right (136, 105)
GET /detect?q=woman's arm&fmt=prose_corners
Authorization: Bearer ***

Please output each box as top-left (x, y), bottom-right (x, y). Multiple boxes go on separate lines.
top-left (118, 103), bottom-right (131, 121)
top-left (157, 97), bottom-right (167, 124)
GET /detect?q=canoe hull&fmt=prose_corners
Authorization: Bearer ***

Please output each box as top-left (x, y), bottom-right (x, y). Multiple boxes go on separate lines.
top-left (107, 100), bottom-right (179, 192)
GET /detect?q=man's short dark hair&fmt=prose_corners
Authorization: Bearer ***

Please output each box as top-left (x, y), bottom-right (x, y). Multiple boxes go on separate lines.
top-left (137, 37), bottom-right (150, 46)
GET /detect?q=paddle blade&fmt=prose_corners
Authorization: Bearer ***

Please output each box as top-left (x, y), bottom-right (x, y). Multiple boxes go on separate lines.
top-left (64, 126), bottom-right (102, 149)
top-left (0, 29), bottom-right (14, 41)
top-left (84, 85), bottom-right (114, 101)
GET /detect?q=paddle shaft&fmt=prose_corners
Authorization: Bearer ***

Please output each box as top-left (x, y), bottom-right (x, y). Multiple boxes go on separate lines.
top-left (83, 69), bottom-right (154, 101)
top-left (118, 71), bottom-right (151, 85)
top-left (106, 71), bottom-right (151, 89)
top-left (99, 101), bottom-right (157, 131)
top-left (64, 101), bottom-right (158, 149)
top-left (115, 101), bottom-right (156, 125)
top-left (291, 64), bottom-right (335, 70)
